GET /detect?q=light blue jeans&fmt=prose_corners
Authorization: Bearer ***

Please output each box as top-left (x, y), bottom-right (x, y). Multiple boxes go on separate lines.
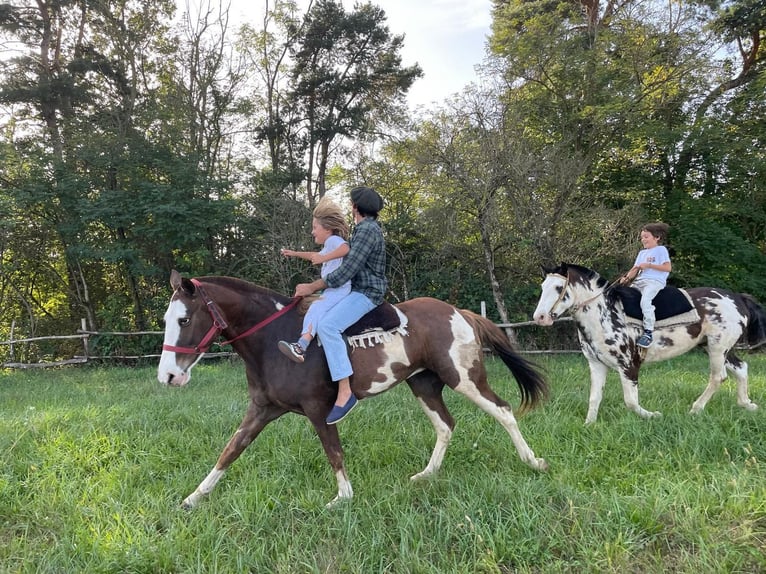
top-left (633, 278), bottom-right (664, 331)
top-left (316, 291), bottom-right (376, 382)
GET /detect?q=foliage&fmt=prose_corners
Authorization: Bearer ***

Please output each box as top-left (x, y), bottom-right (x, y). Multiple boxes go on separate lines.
top-left (1, 0), bottom-right (765, 356)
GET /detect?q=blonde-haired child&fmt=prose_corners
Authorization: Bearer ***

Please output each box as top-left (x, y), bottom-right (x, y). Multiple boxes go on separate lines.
top-left (278, 197), bottom-right (351, 362)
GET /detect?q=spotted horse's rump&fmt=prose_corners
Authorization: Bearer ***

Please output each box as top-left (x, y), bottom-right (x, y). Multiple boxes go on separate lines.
top-left (532, 263), bottom-right (766, 424)
top-left (158, 271), bottom-right (550, 508)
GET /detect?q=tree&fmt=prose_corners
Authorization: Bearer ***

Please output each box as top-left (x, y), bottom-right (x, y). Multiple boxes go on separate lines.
top-left (289, 0), bottom-right (422, 203)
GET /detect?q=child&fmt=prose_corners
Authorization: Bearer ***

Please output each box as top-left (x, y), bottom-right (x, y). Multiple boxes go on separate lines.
top-left (623, 222), bottom-right (672, 348)
top-left (278, 197), bottom-right (351, 363)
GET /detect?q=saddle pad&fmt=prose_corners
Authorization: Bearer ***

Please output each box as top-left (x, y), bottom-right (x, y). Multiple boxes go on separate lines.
top-left (615, 285), bottom-right (700, 327)
top-left (346, 307), bottom-right (409, 349)
top-left (344, 301), bottom-right (401, 337)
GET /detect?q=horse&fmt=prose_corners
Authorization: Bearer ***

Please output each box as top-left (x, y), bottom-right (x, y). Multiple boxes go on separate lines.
top-left (532, 263), bottom-right (766, 424)
top-left (157, 270), bottom-right (550, 508)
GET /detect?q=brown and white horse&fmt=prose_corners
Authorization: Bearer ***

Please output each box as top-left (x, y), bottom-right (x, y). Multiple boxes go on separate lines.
top-left (158, 270), bottom-right (549, 508)
top-left (533, 263), bottom-right (766, 424)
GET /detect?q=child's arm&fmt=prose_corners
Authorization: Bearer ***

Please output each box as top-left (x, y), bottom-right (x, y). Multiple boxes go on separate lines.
top-left (637, 261), bottom-right (671, 273)
top-left (280, 248), bottom-right (316, 261)
top-left (310, 242), bottom-right (349, 265)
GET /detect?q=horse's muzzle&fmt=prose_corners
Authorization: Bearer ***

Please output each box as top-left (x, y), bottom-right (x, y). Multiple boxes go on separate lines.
top-left (159, 370), bottom-right (190, 387)
top-left (534, 313), bottom-right (555, 326)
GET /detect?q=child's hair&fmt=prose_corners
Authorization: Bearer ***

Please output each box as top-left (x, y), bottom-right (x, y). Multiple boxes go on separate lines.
top-left (313, 196), bottom-right (349, 240)
top-left (641, 222), bottom-right (669, 244)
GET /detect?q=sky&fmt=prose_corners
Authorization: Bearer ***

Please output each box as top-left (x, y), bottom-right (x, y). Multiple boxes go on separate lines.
top-left (219, 0), bottom-right (494, 109)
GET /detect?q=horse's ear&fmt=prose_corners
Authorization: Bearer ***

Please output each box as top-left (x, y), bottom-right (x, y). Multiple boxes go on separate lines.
top-left (170, 269), bottom-right (182, 290)
top-left (541, 264), bottom-right (554, 277)
top-left (170, 270), bottom-right (196, 295)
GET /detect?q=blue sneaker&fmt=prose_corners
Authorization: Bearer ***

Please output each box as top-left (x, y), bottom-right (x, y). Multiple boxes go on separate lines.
top-left (637, 330), bottom-right (653, 348)
top-left (326, 395), bottom-right (358, 424)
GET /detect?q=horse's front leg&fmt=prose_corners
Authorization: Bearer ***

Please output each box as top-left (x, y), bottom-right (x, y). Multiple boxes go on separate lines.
top-left (584, 359), bottom-right (609, 425)
top-left (308, 414), bottom-right (353, 507)
top-left (618, 368), bottom-right (661, 420)
top-left (182, 401), bottom-right (285, 509)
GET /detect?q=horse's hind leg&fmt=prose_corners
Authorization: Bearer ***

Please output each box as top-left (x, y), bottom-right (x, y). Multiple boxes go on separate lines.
top-left (182, 401), bottom-right (285, 509)
top-left (726, 352), bottom-right (758, 411)
top-left (691, 350), bottom-right (758, 414)
top-left (406, 371), bottom-right (455, 481)
top-left (451, 369), bottom-right (547, 471)
top-left (690, 348), bottom-right (729, 414)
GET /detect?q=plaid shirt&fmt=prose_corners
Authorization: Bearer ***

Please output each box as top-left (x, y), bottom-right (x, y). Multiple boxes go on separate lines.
top-left (324, 217), bottom-right (387, 305)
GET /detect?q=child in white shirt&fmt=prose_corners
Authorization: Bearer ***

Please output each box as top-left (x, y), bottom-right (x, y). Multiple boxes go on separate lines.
top-left (623, 222), bottom-right (672, 348)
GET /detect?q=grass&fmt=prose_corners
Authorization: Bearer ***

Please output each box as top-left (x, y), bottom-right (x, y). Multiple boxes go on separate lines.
top-left (1, 351), bottom-right (765, 573)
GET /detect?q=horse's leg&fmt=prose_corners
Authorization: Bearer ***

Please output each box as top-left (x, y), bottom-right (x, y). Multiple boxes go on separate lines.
top-left (306, 413), bottom-right (354, 507)
top-left (617, 368), bottom-right (661, 419)
top-left (584, 359), bottom-right (609, 425)
top-left (450, 367), bottom-right (547, 472)
top-left (406, 371), bottom-right (454, 481)
top-left (689, 347), bottom-right (728, 414)
top-left (724, 352), bottom-right (759, 411)
top-left (691, 348), bottom-right (758, 413)
top-left (182, 401), bottom-right (285, 509)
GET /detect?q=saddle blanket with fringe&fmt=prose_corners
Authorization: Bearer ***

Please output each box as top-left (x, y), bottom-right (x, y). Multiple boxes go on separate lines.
top-left (345, 306), bottom-right (409, 349)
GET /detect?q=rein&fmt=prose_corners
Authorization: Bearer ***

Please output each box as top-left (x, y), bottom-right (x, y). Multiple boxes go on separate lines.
top-left (546, 273), bottom-right (607, 319)
top-left (163, 279), bottom-right (300, 355)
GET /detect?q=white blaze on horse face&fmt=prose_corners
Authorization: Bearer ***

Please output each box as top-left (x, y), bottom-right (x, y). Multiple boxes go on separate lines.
top-left (157, 298), bottom-right (195, 386)
top-left (533, 275), bottom-right (566, 326)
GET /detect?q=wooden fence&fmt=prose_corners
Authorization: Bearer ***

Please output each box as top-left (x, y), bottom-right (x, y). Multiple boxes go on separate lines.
top-left (0, 316), bottom-right (578, 370)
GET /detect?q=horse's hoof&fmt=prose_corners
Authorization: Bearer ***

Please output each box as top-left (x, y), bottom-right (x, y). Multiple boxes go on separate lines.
top-left (410, 470), bottom-right (435, 482)
top-left (743, 402), bottom-right (758, 412)
top-left (181, 495), bottom-right (198, 510)
top-left (325, 495), bottom-right (352, 509)
top-left (531, 458), bottom-right (549, 472)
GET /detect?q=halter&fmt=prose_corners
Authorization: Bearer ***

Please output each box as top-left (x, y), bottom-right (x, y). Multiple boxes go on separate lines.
top-left (163, 278), bottom-right (300, 355)
top-left (545, 273), bottom-right (605, 319)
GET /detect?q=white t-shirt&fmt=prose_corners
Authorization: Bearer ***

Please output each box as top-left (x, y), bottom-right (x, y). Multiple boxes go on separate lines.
top-left (634, 245), bottom-right (670, 285)
top-left (319, 235), bottom-right (347, 279)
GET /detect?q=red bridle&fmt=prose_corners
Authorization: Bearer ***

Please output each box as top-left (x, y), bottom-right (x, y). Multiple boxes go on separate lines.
top-left (162, 278), bottom-right (300, 355)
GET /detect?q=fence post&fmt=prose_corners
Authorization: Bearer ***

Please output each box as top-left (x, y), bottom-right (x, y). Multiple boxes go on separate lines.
top-left (81, 318), bottom-right (90, 361)
top-left (480, 301), bottom-right (486, 318)
top-left (9, 319), bottom-right (15, 362)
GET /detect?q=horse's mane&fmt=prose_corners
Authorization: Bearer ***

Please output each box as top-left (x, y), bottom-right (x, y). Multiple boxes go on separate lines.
top-left (197, 275), bottom-right (292, 304)
top-left (549, 263), bottom-right (608, 287)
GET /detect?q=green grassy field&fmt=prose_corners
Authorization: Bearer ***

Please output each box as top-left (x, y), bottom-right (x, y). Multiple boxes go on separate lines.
top-left (1, 351), bottom-right (765, 573)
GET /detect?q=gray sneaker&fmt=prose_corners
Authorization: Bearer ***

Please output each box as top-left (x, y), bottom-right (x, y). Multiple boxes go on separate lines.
top-left (278, 340), bottom-right (305, 363)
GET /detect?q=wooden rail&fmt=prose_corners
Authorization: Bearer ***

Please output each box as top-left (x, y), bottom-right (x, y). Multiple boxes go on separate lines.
top-left (0, 316), bottom-right (580, 369)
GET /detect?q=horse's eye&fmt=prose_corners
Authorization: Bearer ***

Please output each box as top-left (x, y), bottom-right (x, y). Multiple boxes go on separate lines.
top-left (178, 317), bottom-right (190, 327)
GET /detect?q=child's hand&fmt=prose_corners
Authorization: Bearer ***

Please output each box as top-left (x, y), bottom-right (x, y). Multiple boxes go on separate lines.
top-left (281, 248), bottom-right (297, 257)
top-left (309, 253), bottom-right (323, 265)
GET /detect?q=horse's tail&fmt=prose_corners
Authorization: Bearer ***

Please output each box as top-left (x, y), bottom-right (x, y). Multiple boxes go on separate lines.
top-left (459, 310), bottom-right (549, 414)
top-left (740, 293), bottom-right (766, 347)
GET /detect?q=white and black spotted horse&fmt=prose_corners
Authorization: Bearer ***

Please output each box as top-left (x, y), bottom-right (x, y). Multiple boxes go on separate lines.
top-left (533, 263), bottom-right (766, 424)
top-left (158, 271), bottom-right (549, 508)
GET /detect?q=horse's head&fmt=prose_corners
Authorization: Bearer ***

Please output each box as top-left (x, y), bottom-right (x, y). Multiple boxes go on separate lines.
top-left (157, 270), bottom-right (215, 386)
top-left (533, 264), bottom-right (573, 325)
top-left (533, 263), bottom-right (605, 325)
